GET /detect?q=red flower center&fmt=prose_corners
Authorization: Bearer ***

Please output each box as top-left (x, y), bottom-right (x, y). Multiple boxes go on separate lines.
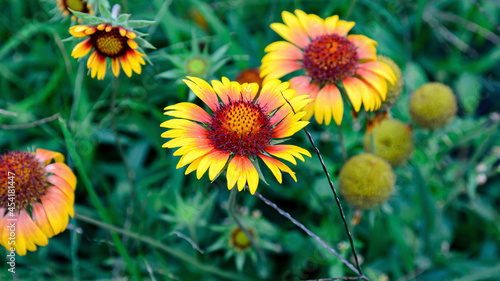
top-left (91, 28), bottom-right (127, 57)
top-left (303, 34), bottom-right (359, 85)
top-left (207, 99), bottom-right (273, 157)
top-left (0, 151), bottom-right (47, 212)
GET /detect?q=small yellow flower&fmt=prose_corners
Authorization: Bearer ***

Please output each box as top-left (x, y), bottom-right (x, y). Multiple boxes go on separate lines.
top-left (161, 77), bottom-right (312, 194)
top-left (0, 149), bottom-right (77, 255)
top-left (69, 24), bottom-right (146, 80)
top-left (261, 10), bottom-right (396, 125)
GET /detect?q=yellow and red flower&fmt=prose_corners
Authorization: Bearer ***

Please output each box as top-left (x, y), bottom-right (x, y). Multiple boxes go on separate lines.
top-left (57, 0), bottom-right (93, 21)
top-left (261, 10), bottom-right (396, 125)
top-left (70, 23), bottom-right (146, 80)
top-left (0, 149), bottom-right (76, 255)
top-left (161, 77), bottom-right (311, 194)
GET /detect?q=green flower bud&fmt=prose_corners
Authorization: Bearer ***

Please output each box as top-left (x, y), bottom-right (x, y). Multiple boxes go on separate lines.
top-left (364, 119), bottom-right (414, 166)
top-left (339, 154), bottom-right (395, 209)
top-left (378, 55), bottom-right (403, 109)
top-left (409, 82), bottom-right (457, 129)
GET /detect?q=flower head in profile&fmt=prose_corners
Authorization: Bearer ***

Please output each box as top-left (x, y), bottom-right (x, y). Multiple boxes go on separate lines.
top-left (161, 77), bottom-right (311, 194)
top-left (261, 10), bottom-right (396, 125)
top-left (0, 149), bottom-right (77, 255)
top-left (57, 0), bottom-right (93, 21)
top-left (68, 3), bottom-right (155, 80)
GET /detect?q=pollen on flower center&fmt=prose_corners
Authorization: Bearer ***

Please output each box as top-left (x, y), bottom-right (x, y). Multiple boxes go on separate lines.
top-left (208, 99), bottom-right (273, 157)
top-left (0, 151), bottom-right (48, 212)
top-left (303, 34), bottom-right (359, 85)
top-left (91, 28), bottom-right (127, 57)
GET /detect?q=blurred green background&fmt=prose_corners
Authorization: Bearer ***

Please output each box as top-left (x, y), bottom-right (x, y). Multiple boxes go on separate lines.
top-left (1, 0), bottom-right (500, 280)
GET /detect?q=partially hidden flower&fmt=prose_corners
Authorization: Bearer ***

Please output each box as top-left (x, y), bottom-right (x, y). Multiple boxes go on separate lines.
top-left (377, 55), bottom-right (403, 109)
top-left (261, 10), bottom-right (396, 125)
top-left (235, 68), bottom-right (263, 88)
top-left (364, 118), bottom-right (414, 166)
top-left (0, 149), bottom-right (77, 255)
top-left (57, 0), bottom-right (93, 21)
top-left (161, 77), bottom-right (312, 194)
top-left (69, 23), bottom-right (146, 80)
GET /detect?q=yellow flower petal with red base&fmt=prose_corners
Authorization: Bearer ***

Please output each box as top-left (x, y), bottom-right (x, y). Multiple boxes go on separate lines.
top-left (162, 77), bottom-right (312, 194)
top-left (0, 149), bottom-right (77, 256)
top-left (69, 24), bottom-right (147, 80)
top-left (261, 9), bottom-right (396, 125)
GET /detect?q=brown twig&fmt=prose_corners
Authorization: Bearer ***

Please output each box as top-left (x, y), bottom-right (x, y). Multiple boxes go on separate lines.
top-left (470, 0), bottom-right (500, 31)
top-left (1, 113), bottom-right (60, 129)
top-left (279, 93), bottom-right (365, 279)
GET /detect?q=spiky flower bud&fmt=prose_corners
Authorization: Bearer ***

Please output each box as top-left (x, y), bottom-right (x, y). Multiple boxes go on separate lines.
top-left (339, 154), bottom-right (395, 209)
top-left (409, 82), bottom-right (457, 129)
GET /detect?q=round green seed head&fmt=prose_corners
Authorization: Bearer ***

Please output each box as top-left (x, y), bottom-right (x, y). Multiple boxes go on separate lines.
top-left (339, 153), bottom-right (396, 209)
top-left (377, 55), bottom-right (403, 109)
top-left (364, 119), bottom-right (414, 166)
top-left (409, 82), bottom-right (457, 129)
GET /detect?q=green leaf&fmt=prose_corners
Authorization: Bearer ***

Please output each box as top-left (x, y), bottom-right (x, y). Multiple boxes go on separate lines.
top-left (156, 69), bottom-right (182, 80)
top-left (210, 57), bottom-right (230, 74)
top-left (99, 0), bottom-right (112, 20)
top-left (69, 9), bottom-right (106, 24)
top-left (250, 158), bottom-right (269, 186)
top-left (454, 72), bottom-right (482, 115)
top-left (117, 13), bottom-right (131, 23)
top-left (135, 36), bottom-right (156, 50)
top-left (125, 20), bottom-right (156, 29)
top-left (210, 44), bottom-right (230, 63)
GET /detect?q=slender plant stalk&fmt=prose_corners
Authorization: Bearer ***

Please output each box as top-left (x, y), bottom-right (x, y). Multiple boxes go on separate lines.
top-left (110, 77), bottom-right (140, 272)
top-left (58, 117), bottom-right (139, 279)
top-left (338, 126), bottom-right (348, 162)
top-left (369, 131), bottom-right (375, 154)
top-left (111, 77), bottom-right (136, 199)
top-left (305, 277), bottom-right (366, 281)
top-left (74, 213), bottom-right (259, 281)
top-left (1, 113), bottom-right (60, 130)
top-left (280, 93), bottom-right (365, 278)
top-left (227, 188), bottom-right (265, 262)
top-left (345, 0), bottom-right (358, 20)
top-left (254, 192), bottom-right (362, 277)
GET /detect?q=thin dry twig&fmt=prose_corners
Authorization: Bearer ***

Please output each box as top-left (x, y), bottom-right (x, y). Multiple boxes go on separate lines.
top-left (0, 109), bottom-right (18, 116)
top-left (437, 11), bottom-right (500, 46)
top-left (470, 0), bottom-right (500, 31)
top-left (254, 192), bottom-right (361, 276)
top-left (1, 113), bottom-right (60, 129)
top-left (279, 92), bottom-right (365, 278)
top-left (304, 277), bottom-right (366, 281)
top-left (424, 12), bottom-right (479, 57)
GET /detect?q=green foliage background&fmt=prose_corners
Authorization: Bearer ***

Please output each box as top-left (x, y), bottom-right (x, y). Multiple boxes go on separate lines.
top-left (1, 0), bottom-right (500, 280)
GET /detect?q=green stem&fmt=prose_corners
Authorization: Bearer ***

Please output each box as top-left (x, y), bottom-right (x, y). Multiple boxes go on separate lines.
top-left (338, 126), bottom-right (348, 162)
top-left (345, 0), bottom-right (358, 20)
top-left (369, 131), bottom-right (375, 154)
top-left (58, 117), bottom-right (139, 279)
top-left (227, 189), bottom-right (265, 263)
top-left (74, 213), bottom-right (258, 281)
